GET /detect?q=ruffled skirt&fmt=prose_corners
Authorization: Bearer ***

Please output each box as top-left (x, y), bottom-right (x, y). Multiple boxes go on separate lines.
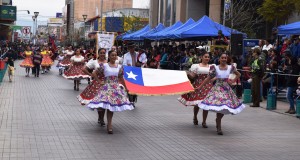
top-left (59, 55), bottom-right (72, 67)
top-left (77, 74), bottom-right (104, 105)
top-left (41, 55), bottom-right (53, 67)
top-left (87, 76), bottom-right (134, 112)
top-left (63, 63), bottom-right (90, 80)
top-left (20, 57), bottom-right (34, 68)
top-left (198, 79), bottom-right (245, 115)
top-left (178, 74), bottom-right (212, 106)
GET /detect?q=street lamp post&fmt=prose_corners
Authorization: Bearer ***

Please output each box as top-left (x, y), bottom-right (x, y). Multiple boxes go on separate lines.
top-left (32, 16), bottom-right (36, 38)
top-left (34, 12), bottom-right (39, 44)
top-left (82, 14), bottom-right (87, 41)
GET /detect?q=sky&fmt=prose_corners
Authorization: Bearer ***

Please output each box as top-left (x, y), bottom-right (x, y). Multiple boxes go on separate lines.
top-left (14, 0), bottom-right (150, 29)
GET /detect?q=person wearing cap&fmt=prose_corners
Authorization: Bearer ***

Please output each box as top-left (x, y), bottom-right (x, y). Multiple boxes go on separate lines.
top-left (122, 43), bottom-right (138, 106)
top-left (32, 48), bottom-right (43, 77)
top-left (122, 43), bottom-right (137, 66)
top-left (250, 48), bottom-right (265, 107)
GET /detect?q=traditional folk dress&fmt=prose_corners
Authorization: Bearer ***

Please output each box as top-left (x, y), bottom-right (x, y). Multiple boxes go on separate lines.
top-left (198, 65), bottom-right (246, 115)
top-left (20, 51), bottom-right (34, 68)
top-left (86, 63), bottom-right (134, 112)
top-left (77, 60), bottom-right (105, 105)
top-left (41, 50), bottom-right (54, 67)
top-left (178, 64), bottom-right (213, 106)
top-left (63, 55), bottom-right (90, 80)
top-left (60, 50), bottom-right (74, 67)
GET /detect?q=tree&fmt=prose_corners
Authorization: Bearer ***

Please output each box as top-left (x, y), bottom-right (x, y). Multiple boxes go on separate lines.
top-left (120, 12), bottom-right (147, 32)
top-left (224, 0), bottom-right (264, 38)
top-left (258, 0), bottom-right (300, 25)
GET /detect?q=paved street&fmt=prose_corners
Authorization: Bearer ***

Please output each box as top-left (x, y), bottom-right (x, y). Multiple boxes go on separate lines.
top-left (0, 60), bottom-right (300, 160)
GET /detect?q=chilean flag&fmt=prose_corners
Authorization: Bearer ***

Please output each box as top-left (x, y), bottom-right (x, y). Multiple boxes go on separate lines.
top-left (123, 66), bottom-right (194, 95)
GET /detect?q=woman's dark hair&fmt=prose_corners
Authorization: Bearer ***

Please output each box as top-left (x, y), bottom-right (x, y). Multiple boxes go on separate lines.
top-left (253, 48), bottom-right (261, 55)
top-left (98, 48), bottom-right (106, 53)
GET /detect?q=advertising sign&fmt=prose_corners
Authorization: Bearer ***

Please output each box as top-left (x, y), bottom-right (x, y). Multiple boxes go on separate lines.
top-left (243, 39), bottom-right (259, 57)
top-left (0, 5), bottom-right (17, 21)
top-left (22, 26), bottom-right (31, 40)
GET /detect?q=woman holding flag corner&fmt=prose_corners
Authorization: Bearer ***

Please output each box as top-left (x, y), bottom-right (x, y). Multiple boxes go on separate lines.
top-left (178, 51), bottom-right (213, 128)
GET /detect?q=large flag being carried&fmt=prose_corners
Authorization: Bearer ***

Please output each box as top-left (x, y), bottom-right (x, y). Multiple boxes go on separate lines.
top-left (123, 66), bottom-right (194, 95)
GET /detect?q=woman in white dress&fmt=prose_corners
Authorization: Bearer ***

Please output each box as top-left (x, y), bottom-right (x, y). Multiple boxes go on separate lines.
top-left (86, 50), bottom-right (134, 134)
top-left (198, 53), bottom-right (246, 135)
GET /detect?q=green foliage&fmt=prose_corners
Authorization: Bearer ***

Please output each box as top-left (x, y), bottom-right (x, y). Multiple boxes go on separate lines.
top-left (258, 0), bottom-right (300, 23)
top-left (120, 12), bottom-right (145, 32)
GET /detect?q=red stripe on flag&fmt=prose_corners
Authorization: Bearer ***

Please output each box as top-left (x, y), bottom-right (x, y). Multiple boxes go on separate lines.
top-left (125, 80), bottom-right (194, 95)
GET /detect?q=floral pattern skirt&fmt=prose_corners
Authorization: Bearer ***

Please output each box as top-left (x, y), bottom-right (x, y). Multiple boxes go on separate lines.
top-left (63, 63), bottom-right (90, 80)
top-left (41, 55), bottom-right (53, 67)
top-left (87, 76), bottom-right (134, 112)
top-left (77, 74), bottom-right (104, 105)
top-left (20, 57), bottom-right (34, 68)
top-left (59, 55), bottom-right (71, 67)
top-left (178, 74), bottom-right (212, 106)
top-left (198, 79), bottom-right (245, 115)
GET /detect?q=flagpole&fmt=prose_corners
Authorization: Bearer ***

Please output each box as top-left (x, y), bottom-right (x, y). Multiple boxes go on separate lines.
top-left (96, 32), bottom-right (99, 58)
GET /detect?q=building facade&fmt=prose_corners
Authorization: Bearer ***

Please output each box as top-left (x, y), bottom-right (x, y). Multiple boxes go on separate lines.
top-left (149, 0), bottom-right (221, 27)
top-left (64, 0), bottom-right (133, 44)
top-left (0, 0), bottom-right (16, 41)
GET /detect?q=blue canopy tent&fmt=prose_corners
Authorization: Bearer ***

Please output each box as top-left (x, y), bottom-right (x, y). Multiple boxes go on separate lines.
top-left (278, 21), bottom-right (300, 35)
top-left (116, 30), bottom-right (132, 40)
top-left (122, 24), bottom-right (151, 40)
top-left (145, 21), bottom-right (183, 40)
top-left (169, 17), bottom-right (204, 39)
top-left (179, 15), bottom-right (232, 38)
top-left (162, 18), bottom-right (195, 39)
top-left (137, 23), bottom-right (165, 40)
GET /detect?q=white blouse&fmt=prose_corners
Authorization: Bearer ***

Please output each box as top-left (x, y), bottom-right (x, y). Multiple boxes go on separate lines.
top-left (71, 55), bottom-right (84, 62)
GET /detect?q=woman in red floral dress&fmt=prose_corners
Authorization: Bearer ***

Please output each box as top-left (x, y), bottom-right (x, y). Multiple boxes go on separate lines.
top-left (178, 52), bottom-right (213, 128)
top-left (63, 48), bottom-right (90, 91)
top-left (77, 48), bottom-right (107, 125)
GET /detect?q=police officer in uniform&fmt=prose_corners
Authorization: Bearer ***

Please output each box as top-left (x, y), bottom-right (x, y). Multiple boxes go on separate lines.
top-left (250, 48), bottom-right (265, 107)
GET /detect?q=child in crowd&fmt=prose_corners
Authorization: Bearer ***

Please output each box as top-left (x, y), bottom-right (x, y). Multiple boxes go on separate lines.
top-left (57, 51), bottom-right (65, 75)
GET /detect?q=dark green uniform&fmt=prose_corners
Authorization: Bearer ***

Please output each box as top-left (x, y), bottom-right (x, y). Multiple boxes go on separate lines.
top-left (251, 57), bottom-right (264, 107)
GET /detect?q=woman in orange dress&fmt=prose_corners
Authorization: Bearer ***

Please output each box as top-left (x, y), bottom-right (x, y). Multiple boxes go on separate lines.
top-left (20, 46), bottom-right (34, 77)
top-left (41, 46), bottom-right (54, 74)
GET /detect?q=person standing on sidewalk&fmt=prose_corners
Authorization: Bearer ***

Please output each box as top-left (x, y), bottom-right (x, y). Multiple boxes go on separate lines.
top-left (87, 50), bottom-right (134, 134)
top-left (250, 48), bottom-right (265, 107)
top-left (3, 49), bottom-right (17, 82)
top-left (32, 48), bottom-right (43, 77)
top-left (284, 52), bottom-right (300, 114)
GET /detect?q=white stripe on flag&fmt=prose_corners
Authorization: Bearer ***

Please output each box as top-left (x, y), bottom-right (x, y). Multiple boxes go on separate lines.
top-left (141, 68), bottom-right (189, 86)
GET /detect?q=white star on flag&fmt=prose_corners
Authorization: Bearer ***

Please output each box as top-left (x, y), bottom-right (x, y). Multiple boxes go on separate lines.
top-left (126, 71), bottom-right (138, 80)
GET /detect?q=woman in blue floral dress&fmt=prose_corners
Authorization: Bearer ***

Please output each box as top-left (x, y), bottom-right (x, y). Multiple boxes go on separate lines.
top-left (86, 51), bottom-right (134, 134)
top-left (197, 53), bottom-right (246, 135)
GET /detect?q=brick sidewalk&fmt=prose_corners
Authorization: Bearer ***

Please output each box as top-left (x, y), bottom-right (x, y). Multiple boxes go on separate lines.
top-left (0, 60), bottom-right (299, 160)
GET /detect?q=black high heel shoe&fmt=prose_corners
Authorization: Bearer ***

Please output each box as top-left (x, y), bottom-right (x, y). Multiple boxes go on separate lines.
top-left (193, 119), bottom-right (198, 125)
top-left (217, 128), bottom-right (223, 135)
top-left (98, 119), bottom-right (105, 126)
top-left (202, 122), bottom-right (208, 128)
